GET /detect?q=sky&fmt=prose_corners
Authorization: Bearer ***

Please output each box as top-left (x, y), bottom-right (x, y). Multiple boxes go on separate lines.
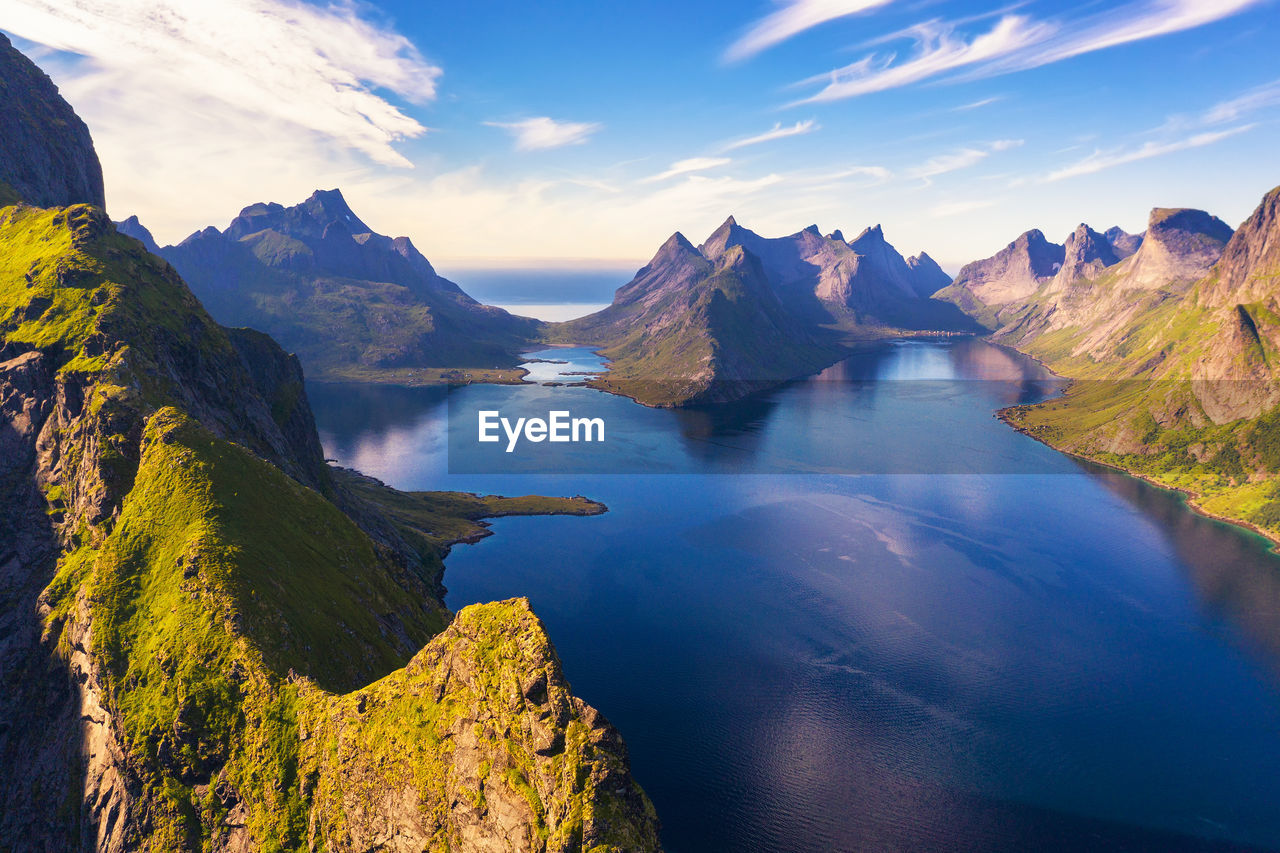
top-left (3, 0), bottom-right (1279, 272)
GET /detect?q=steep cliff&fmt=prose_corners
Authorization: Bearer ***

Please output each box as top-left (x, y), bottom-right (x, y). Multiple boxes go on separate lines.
top-left (0, 199), bottom-right (659, 852)
top-left (0, 33), bottom-right (105, 210)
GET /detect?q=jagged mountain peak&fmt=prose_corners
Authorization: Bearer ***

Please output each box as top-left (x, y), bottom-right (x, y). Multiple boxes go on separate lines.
top-left (114, 214), bottom-right (161, 254)
top-left (658, 230), bottom-right (700, 257)
top-left (1199, 184), bottom-right (1280, 307)
top-left (827, 229), bottom-right (845, 242)
top-left (301, 187), bottom-right (371, 233)
top-left (851, 224), bottom-right (885, 244)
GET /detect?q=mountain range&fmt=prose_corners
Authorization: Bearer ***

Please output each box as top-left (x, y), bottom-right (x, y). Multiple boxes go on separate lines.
top-left (122, 196), bottom-right (974, 406)
top-left (0, 35), bottom-right (660, 852)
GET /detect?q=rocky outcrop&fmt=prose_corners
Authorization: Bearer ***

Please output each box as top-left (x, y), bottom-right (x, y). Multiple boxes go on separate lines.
top-left (1104, 226), bottom-right (1143, 259)
top-left (303, 599), bottom-right (660, 852)
top-left (1050, 224), bottom-right (1120, 289)
top-left (1198, 185), bottom-right (1280, 309)
top-left (1, 51), bottom-right (660, 849)
top-left (0, 33), bottom-right (106, 210)
top-left (1116, 207), bottom-right (1233, 292)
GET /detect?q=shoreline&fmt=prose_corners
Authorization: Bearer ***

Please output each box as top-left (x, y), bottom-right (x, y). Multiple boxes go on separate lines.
top-left (997, 406), bottom-right (1280, 553)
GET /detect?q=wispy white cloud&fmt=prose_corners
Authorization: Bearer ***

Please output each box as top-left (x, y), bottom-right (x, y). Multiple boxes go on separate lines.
top-left (721, 120), bottom-right (819, 152)
top-left (4, 0), bottom-right (438, 167)
top-left (485, 116), bottom-right (603, 151)
top-left (991, 0), bottom-right (1264, 72)
top-left (1203, 78), bottom-right (1280, 124)
top-left (952, 96), bottom-right (1003, 112)
top-left (906, 139), bottom-right (1022, 183)
top-left (791, 0), bottom-right (1264, 103)
top-left (725, 0), bottom-right (897, 62)
top-left (1043, 126), bottom-right (1253, 182)
top-left (643, 157), bottom-right (733, 183)
top-left (793, 15), bottom-right (1053, 104)
top-left (3, 0), bottom-right (442, 241)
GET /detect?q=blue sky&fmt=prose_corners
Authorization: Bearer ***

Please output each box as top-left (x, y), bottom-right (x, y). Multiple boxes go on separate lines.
top-left (4, 0), bottom-right (1278, 271)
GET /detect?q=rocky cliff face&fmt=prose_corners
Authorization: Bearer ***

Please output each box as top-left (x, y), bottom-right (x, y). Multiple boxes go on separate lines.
top-left (1051, 224), bottom-right (1120, 289)
top-left (1198, 186), bottom-right (1280, 309)
top-left (153, 190), bottom-right (542, 378)
top-left (1116, 207), bottom-right (1233, 292)
top-left (0, 33), bottom-right (106, 210)
top-left (0, 200), bottom-right (659, 853)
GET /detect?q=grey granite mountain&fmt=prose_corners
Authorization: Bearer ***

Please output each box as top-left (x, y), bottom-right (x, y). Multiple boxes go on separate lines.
top-left (1104, 226), bottom-right (1144, 259)
top-left (154, 190), bottom-right (542, 380)
top-left (0, 32), bottom-right (105, 209)
top-left (934, 229), bottom-right (1066, 328)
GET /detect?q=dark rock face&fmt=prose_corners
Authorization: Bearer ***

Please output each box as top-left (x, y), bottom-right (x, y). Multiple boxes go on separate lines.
top-left (0, 33), bottom-right (106, 209)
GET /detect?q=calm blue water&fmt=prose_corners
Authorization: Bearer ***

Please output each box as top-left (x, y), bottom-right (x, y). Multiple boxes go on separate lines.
top-left (308, 339), bottom-right (1280, 852)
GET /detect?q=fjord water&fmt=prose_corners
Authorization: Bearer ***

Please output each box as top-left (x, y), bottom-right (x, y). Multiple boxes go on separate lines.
top-left (309, 339), bottom-right (1280, 852)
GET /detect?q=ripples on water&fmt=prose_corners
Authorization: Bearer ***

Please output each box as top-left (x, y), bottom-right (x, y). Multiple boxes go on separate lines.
top-left (309, 339), bottom-right (1280, 852)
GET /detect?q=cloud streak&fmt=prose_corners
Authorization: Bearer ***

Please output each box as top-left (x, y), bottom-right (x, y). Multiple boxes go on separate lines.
top-left (643, 157), bottom-right (733, 183)
top-left (721, 120), bottom-right (819, 152)
top-left (725, 0), bottom-right (897, 61)
top-left (1043, 126), bottom-right (1253, 182)
top-left (906, 139), bottom-right (1022, 183)
top-left (485, 117), bottom-right (603, 151)
top-left (790, 0), bottom-right (1265, 103)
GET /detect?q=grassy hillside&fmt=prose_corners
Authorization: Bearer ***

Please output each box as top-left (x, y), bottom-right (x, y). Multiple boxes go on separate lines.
top-left (1, 195), bottom-right (660, 850)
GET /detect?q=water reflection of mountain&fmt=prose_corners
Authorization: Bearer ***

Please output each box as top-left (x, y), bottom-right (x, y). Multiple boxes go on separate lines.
top-left (307, 383), bottom-right (449, 454)
top-left (1083, 460), bottom-right (1280, 679)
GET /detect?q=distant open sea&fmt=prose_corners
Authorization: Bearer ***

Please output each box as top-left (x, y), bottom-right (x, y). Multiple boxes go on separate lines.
top-left (437, 265), bottom-right (636, 321)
